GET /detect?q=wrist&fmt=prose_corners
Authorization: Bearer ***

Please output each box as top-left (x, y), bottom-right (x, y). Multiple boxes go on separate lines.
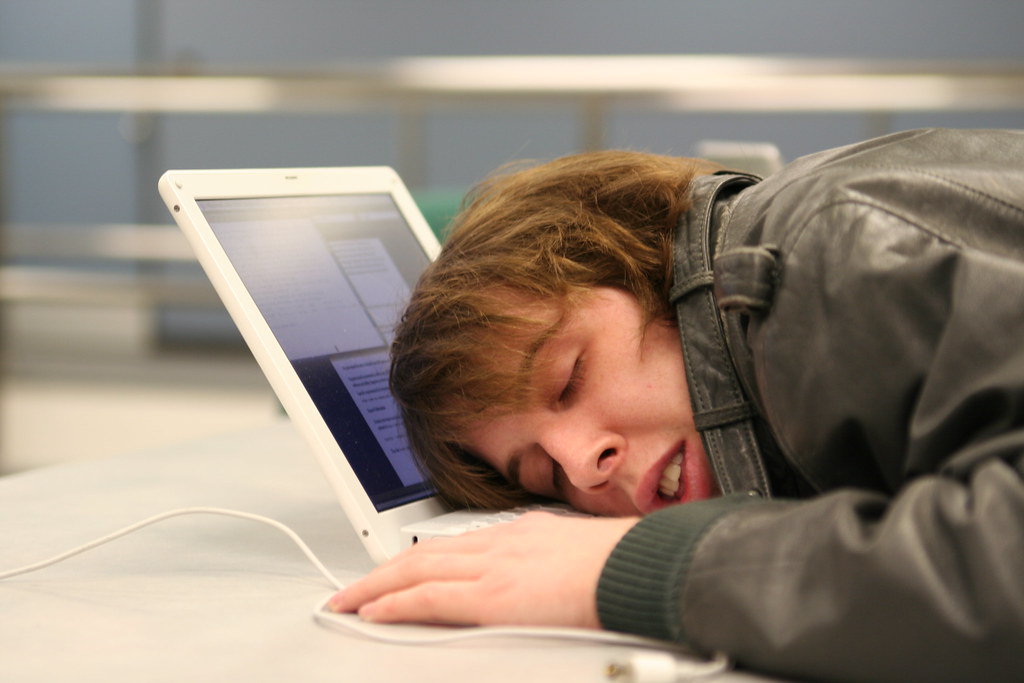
top-left (596, 495), bottom-right (756, 642)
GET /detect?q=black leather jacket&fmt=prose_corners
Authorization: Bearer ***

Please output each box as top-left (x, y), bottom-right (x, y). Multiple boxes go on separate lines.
top-left (597, 129), bottom-right (1024, 682)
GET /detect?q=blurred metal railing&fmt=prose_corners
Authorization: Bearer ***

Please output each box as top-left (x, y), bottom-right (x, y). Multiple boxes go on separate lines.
top-left (2, 223), bottom-right (217, 306)
top-left (2, 55), bottom-right (1024, 309)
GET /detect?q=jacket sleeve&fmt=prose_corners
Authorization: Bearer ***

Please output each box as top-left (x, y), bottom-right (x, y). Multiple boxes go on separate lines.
top-left (598, 129), bottom-right (1024, 683)
top-left (600, 455), bottom-right (1024, 683)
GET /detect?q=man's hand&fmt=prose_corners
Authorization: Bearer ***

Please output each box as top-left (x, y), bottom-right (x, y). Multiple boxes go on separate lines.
top-left (328, 512), bottom-right (639, 628)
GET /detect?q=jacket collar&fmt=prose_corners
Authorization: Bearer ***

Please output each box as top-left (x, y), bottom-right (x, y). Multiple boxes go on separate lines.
top-left (671, 172), bottom-right (773, 498)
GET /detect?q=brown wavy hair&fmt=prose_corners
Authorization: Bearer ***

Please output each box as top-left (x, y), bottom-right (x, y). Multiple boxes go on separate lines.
top-left (390, 150), bottom-right (721, 509)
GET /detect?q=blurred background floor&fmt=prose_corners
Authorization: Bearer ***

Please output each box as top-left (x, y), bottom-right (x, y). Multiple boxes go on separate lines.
top-left (0, 302), bottom-right (281, 475)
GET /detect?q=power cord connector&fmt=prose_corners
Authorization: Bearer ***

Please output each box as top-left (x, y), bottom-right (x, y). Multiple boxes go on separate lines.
top-left (605, 650), bottom-right (731, 683)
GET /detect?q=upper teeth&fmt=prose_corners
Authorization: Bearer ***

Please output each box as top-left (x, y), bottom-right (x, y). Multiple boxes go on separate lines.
top-left (658, 452), bottom-right (683, 498)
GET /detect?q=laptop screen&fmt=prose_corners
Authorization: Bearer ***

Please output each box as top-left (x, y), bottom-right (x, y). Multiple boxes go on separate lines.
top-left (196, 193), bottom-right (433, 511)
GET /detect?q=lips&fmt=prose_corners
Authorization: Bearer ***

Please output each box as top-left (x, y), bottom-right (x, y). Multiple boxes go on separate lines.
top-left (632, 442), bottom-right (688, 513)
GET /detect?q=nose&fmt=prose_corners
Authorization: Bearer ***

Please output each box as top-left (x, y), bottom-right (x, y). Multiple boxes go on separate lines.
top-left (541, 423), bottom-right (623, 491)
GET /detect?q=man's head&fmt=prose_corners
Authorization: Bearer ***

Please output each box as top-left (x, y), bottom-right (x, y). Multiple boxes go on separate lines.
top-left (391, 150), bottom-right (721, 509)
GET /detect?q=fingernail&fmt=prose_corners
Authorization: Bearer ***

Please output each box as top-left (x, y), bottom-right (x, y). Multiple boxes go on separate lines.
top-left (326, 591), bottom-right (346, 613)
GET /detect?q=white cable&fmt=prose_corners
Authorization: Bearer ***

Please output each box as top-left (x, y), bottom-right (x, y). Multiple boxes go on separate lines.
top-left (0, 506), bottom-right (344, 589)
top-left (2, 507), bottom-right (670, 649)
top-left (1, 505), bottom-right (725, 668)
top-left (312, 595), bottom-right (682, 648)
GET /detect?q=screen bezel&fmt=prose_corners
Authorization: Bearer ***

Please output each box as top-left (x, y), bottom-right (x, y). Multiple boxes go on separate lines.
top-left (159, 167), bottom-right (447, 562)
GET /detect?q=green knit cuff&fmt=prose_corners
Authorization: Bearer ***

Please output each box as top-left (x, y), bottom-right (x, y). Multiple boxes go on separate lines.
top-left (596, 495), bottom-right (755, 643)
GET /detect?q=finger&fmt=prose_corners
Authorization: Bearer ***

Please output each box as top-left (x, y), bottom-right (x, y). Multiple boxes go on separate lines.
top-left (355, 580), bottom-right (500, 626)
top-left (328, 550), bottom-right (486, 613)
top-left (330, 514), bottom-right (588, 613)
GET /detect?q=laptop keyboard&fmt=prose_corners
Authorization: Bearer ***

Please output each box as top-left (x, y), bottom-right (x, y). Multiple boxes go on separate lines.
top-left (437, 504), bottom-right (591, 535)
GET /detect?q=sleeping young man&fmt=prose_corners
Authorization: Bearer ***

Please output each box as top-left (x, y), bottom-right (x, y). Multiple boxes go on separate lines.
top-left (329, 128), bottom-right (1024, 683)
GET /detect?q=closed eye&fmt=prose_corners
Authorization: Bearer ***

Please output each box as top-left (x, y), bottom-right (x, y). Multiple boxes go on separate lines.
top-left (559, 358), bottom-right (584, 405)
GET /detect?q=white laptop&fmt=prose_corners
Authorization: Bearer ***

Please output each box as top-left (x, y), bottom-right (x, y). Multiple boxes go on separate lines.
top-left (159, 167), bottom-right (563, 564)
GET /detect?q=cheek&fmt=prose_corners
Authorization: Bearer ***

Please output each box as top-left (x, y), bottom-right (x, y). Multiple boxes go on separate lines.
top-left (645, 327), bottom-right (691, 405)
top-left (608, 337), bottom-right (681, 396)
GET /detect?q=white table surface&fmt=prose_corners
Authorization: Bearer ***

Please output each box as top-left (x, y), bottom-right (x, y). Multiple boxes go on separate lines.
top-left (0, 420), bottom-right (770, 683)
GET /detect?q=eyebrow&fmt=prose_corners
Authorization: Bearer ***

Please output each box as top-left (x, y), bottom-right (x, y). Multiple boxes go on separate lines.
top-left (506, 450), bottom-right (523, 488)
top-left (519, 322), bottom-right (560, 381)
top-left (502, 328), bottom-right (556, 493)
top-left (506, 447), bottom-right (566, 501)
top-left (496, 308), bottom-right (572, 495)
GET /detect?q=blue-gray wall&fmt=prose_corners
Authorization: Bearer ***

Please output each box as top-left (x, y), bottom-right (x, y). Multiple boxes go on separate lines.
top-left (3, 0), bottom-right (1024, 227)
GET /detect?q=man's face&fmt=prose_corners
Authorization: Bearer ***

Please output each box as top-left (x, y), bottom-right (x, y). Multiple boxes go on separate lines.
top-left (465, 287), bottom-right (719, 516)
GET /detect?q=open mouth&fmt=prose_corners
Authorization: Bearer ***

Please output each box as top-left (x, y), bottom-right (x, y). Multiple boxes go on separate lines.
top-left (657, 450), bottom-right (685, 500)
